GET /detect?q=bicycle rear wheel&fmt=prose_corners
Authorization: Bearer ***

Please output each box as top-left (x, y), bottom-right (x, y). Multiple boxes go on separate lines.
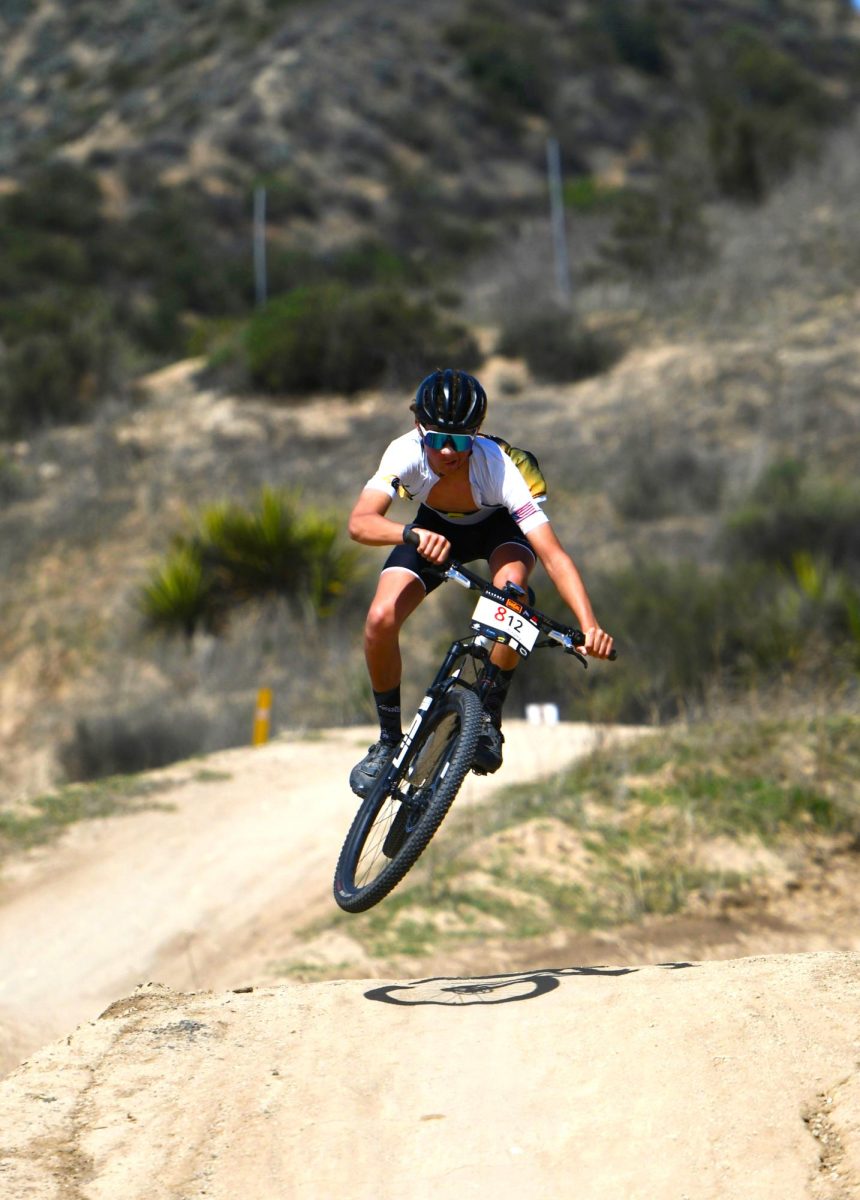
top-left (334, 686), bottom-right (482, 913)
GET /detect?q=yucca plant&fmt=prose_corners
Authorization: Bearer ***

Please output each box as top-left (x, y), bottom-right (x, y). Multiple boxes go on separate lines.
top-left (199, 488), bottom-right (301, 598)
top-left (292, 506), bottom-right (359, 617)
top-left (140, 543), bottom-right (214, 636)
top-left (141, 489), bottom-right (359, 636)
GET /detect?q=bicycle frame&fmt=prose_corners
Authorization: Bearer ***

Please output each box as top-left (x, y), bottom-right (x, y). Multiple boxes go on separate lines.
top-left (335, 552), bottom-right (617, 911)
top-left (381, 558), bottom-right (590, 798)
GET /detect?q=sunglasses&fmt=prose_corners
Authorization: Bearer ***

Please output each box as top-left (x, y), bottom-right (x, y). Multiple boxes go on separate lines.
top-left (418, 424), bottom-right (476, 452)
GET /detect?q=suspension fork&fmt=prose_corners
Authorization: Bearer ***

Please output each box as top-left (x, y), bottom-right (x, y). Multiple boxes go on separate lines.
top-left (432, 636), bottom-right (501, 709)
top-left (384, 638), bottom-right (498, 787)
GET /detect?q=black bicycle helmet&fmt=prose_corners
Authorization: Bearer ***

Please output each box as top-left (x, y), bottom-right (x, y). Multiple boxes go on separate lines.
top-left (412, 368), bottom-right (487, 432)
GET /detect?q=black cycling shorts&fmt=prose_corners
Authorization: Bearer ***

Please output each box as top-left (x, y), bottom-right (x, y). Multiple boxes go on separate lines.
top-left (382, 504), bottom-right (535, 593)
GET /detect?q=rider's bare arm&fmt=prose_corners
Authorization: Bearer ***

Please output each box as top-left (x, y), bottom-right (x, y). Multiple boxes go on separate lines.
top-left (526, 523), bottom-right (614, 660)
top-left (348, 489), bottom-right (450, 564)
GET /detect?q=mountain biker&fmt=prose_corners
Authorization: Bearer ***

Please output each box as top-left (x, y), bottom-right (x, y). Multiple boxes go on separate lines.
top-left (347, 367), bottom-right (614, 798)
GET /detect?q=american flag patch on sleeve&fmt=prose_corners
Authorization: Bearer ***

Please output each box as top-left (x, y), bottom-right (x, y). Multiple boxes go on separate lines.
top-left (513, 501), bottom-right (539, 524)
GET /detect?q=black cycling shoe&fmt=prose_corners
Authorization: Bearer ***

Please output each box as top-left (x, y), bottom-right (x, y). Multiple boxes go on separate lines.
top-left (349, 737), bottom-right (399, 798)
top-left (472, 716), bottom-right (504, 775)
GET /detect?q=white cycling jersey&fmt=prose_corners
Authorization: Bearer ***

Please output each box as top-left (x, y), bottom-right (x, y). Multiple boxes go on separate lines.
top-left (365, 430), bottom-right (549, 535)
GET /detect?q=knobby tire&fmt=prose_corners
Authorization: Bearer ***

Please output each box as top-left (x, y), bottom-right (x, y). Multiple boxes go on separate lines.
top-left (333, 686), bottom-right (482, 913)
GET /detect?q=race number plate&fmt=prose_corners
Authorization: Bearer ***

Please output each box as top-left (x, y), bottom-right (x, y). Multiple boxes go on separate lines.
top-left (471, 592), bottom-right (540, 657)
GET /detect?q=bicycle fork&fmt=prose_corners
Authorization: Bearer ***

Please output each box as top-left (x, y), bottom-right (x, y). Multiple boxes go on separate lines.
top-left (381, 637), bottom-right (498, 799)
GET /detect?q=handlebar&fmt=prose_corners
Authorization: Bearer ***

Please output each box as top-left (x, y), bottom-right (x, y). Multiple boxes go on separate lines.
top-left (403, 530), bottom-right (617, 661)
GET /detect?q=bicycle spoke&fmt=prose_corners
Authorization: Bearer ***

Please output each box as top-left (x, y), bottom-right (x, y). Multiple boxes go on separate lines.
top-left (401, 711), bottom-right (458, 792)
top-left (353, 795), bottom-right (400, 887)
top-left (334, 687), bottom-right (482, 912)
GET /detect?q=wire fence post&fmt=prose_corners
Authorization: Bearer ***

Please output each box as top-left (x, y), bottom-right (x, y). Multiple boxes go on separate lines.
top-left (253, 185), bottom-right (268, 308)
top-left (546, 136), bottom-right (572, 307)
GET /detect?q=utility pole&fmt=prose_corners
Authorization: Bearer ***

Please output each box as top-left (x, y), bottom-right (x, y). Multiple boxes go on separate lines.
top-left (546, 137), bottom-right (572, 307)
top-left (253, 185), bottom-right (268, 308)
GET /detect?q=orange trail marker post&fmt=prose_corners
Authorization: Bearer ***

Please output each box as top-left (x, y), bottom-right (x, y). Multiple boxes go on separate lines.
top-left (252, 687), bottom-right (273, 746)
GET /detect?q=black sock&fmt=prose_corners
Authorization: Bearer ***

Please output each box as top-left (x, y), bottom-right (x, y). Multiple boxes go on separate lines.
top-left (485, 668), bottom-right (516, 725)
top-left (373, 685), bottom-right (402, 743)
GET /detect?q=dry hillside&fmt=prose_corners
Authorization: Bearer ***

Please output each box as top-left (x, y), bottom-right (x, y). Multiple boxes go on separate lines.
top-left (2, 0), bottom-right (856, 251)
top-left (2, 0), bottom-right (860, 798)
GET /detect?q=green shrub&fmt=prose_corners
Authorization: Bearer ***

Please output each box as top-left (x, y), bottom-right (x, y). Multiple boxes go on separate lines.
top-left (141, 544), bottom-right (216, 636)
top-left (723, 462), bottom-right (860, 573)
top-left (598, 181), bottom-right (712, 277)
top-left (265, 241), bottom-right (418, 301)
top-left (244, 284), bottom-right (479, 396)
top-left (115, 185), bottom-right (248, 319)
top-left (587, 560), bottom-right (757, 720)
top-left (254, 170), bottom-right (317, 221)
top-left (0, 229), bottom-right (93, 293)
top-left (730, 35), bottom-right (836, 123)
top-left (707, 102), bottom-right (766, 203)
top-left (445, 7), bottom-right (553, 118)
top-left (141, 489), bottom-right (359, 636)
top-left (386, 167), bottom-right (496, 262)
top-left (197, 488), bottom-right (356, 615)
top-left (496, 308), bottom-right (620, 383)
top-left (611, 441), bottom-right (724, 520)
top-left (59, 705), bottom-right (209, 782)
top-left (563, 176), bottom-right (627, 214)
top-left (593, 0), bottom-right (671, 77)
top-left (0, 294), bottom-right (117, 435)
top-left (3, 161), bottom-right (103, 236)
top-left (0, 453), bottom-right (26, 504)
top-left (700, 30), bottom-right (841, 201)
top-left (328, 240), bottom-right (414, 287)
top-left (522, 547), bottom-right (860, 725)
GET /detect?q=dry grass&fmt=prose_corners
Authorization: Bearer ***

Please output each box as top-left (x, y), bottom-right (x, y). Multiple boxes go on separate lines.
top-left (310, 694), bottom-right (860, 962)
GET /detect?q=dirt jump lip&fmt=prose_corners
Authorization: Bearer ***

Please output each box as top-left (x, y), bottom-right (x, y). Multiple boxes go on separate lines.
top-left (0, 726), bottom-right (859, 1197)
top-left (1, 952), bottom-right (859, 1200)
top-left (362, 962), bottom-right (677, 1006)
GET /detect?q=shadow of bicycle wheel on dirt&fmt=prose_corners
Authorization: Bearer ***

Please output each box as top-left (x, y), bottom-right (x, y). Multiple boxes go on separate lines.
top-left (364, 963), bottom-right (695, 1007)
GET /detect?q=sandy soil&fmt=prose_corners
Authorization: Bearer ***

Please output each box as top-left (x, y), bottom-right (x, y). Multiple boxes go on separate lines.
top-left (0, 721), bottom-right (631, 1073)
top-left (1, 722), bottom-right (858, 1199)
top-left (1, 954), bottom-right (858, 1199)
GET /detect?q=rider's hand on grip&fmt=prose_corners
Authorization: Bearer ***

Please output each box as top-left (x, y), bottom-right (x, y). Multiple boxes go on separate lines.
top-left (404, 526), bottom-right (450, 565)
top-left (583, 625), bottom-right (616, 661)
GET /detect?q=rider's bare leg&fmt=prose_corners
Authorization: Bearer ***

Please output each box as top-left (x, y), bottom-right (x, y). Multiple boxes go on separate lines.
top-left (488, 544), bottom-right (534, 673)
top-left (471, 544), bottom-right (535, 775)
top-left (350, 569), bottom-right (427, 796)
top-left (364, 568), bottom-right (426, 692)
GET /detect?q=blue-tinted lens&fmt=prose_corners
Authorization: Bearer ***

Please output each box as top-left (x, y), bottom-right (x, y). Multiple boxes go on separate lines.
top-left (422, 429), bottom-right (474, 452)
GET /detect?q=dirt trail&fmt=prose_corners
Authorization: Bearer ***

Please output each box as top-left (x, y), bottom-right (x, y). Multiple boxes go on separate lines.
top-left (1, 953), bottom-right (859, 1199)
top-left (1, 723), bottom-right (860, 1198)
top-left (0, 721), bottom-right (630, 1075)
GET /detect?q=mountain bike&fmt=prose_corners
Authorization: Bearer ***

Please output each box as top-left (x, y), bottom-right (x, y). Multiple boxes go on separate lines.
top-left (333, 544), bottom-right (615, 913)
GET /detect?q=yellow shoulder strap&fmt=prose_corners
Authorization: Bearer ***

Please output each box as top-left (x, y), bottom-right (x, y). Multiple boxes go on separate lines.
top-left (486, 436), bottom-right (547, 502)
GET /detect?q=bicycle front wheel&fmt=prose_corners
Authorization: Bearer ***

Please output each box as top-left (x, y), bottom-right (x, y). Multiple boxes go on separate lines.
top-left (334, 686), bottom-right (482, 913)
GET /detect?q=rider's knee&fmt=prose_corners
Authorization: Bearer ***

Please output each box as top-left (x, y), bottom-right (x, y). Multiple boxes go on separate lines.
top-left (365, 599), bottom-right (402, 641)
top-left (492, 561), bottom-right (529, 590)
